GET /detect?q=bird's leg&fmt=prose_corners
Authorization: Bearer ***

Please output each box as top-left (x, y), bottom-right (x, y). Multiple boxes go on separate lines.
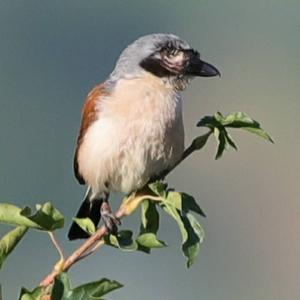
top-left (101, 193), bottom-right (121, 234)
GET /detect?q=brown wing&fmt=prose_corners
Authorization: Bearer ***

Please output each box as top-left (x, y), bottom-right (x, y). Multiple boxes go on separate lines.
top-left (74, 83), bottom-right (108, 184)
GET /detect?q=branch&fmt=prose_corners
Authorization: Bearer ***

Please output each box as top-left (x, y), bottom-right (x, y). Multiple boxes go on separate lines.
top-left (40, 132), bottom-right (211, 287)
top-left (157, 130), bottom-right (212, 179)
top-left (48, 232), bottom-right (64, 261)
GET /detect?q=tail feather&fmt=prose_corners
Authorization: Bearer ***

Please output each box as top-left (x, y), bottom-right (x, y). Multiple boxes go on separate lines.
top-left (68, 189), bottom-right (103, 240)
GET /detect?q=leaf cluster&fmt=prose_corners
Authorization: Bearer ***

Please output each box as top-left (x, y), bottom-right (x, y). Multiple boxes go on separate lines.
top-left (197, 111), bottom-right (273, 159)
top-left (0, 202), bottom-right (64, 269)
top-left (19, 273), bottom-right (122, 300)
top-left (76, 181), bottom-right (206, 268)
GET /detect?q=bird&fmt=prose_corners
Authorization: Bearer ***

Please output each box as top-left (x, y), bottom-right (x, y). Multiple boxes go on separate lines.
top-left (68, 33), bottom-right (220, 240)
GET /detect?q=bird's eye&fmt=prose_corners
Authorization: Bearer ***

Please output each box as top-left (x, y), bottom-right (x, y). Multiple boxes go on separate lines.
top-left (171, 49), bottom-right (178, 56)
top-left (159, 44), bottom-right (181, 58)
top-left (167, 49), bottom-right (179, 57)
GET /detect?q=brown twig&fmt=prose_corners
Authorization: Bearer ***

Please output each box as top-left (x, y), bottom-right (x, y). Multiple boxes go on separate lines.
top-left (76, 239), bottom-right (105, 262)
top-left (156, 130), bottom-right (212, 179)
top-left (40, 207), bottom-right (127, 287)
top-left (40, 133), bottom-right (210, 287)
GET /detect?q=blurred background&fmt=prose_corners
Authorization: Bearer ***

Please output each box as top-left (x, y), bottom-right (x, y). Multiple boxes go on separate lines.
top-left (0, 1), bottom-right (299, 299)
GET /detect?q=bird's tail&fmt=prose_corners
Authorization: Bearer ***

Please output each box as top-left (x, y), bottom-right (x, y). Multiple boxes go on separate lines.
top-left (68, 188), bottom-right (103, 240)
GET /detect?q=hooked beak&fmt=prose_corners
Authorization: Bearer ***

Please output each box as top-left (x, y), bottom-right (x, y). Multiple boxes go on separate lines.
top-left (185, 51), bottom-right (221, 77)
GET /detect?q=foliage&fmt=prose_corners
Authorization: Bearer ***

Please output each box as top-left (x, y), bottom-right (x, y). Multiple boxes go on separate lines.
top-left (0, 202), bottom-right (64, 231)
top-left (197, 111), bottom-right (274, 159)
top-left (0, 111), bottom-right (273, 299)
top-left (0, 226), bottom-right (28, 269)
top-left (19, 273), bottom-right (122, 300)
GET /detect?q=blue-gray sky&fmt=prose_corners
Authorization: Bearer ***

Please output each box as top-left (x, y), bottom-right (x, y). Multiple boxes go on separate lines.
top-left (0, 1), bottom-right (299, 299)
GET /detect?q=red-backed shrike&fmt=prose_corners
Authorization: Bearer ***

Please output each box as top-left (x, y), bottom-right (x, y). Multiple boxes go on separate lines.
top-left (68, 33), bottom-right (220, 240)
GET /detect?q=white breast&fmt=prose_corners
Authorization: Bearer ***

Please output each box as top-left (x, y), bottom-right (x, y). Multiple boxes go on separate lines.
top-left (78, 73), bottom-right (185, 195)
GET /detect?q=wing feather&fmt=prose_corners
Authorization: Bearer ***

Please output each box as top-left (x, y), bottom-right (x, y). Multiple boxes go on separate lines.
top-left (74, 83), bottom-right (108, 184)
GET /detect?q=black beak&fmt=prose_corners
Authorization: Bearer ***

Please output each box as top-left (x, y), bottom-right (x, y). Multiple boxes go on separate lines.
top-left (185, 52), bottom-right (221, 77)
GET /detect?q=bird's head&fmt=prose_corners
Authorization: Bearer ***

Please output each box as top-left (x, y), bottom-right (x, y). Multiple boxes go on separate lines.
top-left (110, 33), bottom-right (220, 90)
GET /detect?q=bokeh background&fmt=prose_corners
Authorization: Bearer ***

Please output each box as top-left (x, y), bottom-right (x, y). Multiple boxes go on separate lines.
top-left (0, 1), bottom-right (299, 299)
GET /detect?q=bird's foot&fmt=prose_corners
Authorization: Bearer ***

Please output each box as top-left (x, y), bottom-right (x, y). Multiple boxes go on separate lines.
top-left (101, 201), bottom-right (121, 234)
top-left (102, 212), bottom-right (121, 234)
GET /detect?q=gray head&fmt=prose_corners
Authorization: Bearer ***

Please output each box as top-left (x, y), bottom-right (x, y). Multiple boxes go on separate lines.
top-left (109, 33), bottom-right (220, 89)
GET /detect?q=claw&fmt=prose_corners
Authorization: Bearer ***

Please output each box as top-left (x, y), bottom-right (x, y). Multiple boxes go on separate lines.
top-left (102, 212), bottom-right (121, 234)
top-left (100, 200), bottom-right (121, 234)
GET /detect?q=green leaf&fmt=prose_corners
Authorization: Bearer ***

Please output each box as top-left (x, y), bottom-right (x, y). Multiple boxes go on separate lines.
top-left (51, 272), bottom-right (123, 300)
top-left (213, 126), bottom-right (220, 140)
top-left (241, 127), bottom-right (274, 143)
top-left (0, 202), bottom-right (64, 231)
top-left (159, 192), bottom-right (205, 267)
top-left (214, 111), bottom-right (225, 122)
top-left (19, 286), bottom-right (44, 300)
top-left (181, 193), bottom-right (206, 217)
top-left (223, 130), bottom-right (238, 150)
top-left (219, 111), bottom-right (259, 127)
top-left (197, 112), bottom-right (274, 152)
top-left (200, 111), bottom-right (273, 158)
top-left (140, 200), bottom-right (159, 234)
top-left (137, 200), bottom-right (166, 253)
top-left (136, 233), bottom-right (167, 249)
top-left (164, 191), bottom-right (182, 211)
top-left (182, 213), bottom-right (205, 268)
top-left (216, 112), bottom-right (274, 143)
top-left (160, 203), bottom-right (188, 241)
top-left (104, 230), bottom-right (138, 251)
top-left (197, 115), bottom-right (219, 128)
top-left (0, 204), bottom-right (38, 228)
top-left (148, 181), bottom-right (168, 197)
top-left (73, 217), bottom-right (96, 236)
top-left (164, 206), bottom-right (204, 268)
top-left (215, 128), bottom-right (227, 159)
top-left (0, 226), bottom-right (28, 269)
top-left (163, 191), bottom-right (206, 217)
top-left (20, 202), bottom-right (64, 231)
